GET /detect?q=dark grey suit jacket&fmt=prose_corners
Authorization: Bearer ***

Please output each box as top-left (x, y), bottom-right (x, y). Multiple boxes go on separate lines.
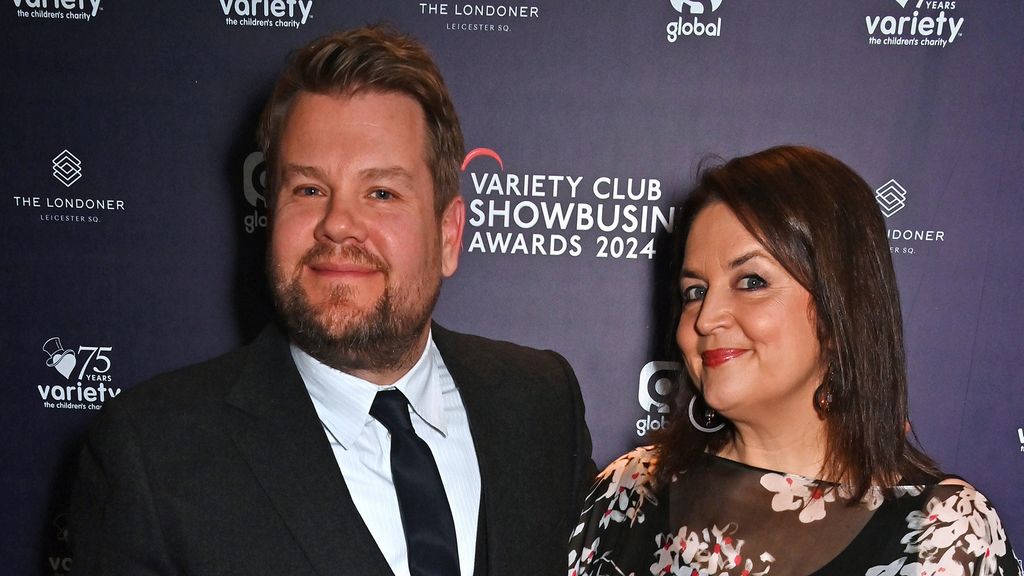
top-left (69, 323), bottom-right (594, 576)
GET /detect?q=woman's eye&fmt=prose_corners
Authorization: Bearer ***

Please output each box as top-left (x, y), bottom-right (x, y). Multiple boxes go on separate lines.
top-left (738, 275), bottom-right (767, 290)
top-left (681, 285), bottom-right (707, 303)
top-left (370, 189), bottom-right (394, 200)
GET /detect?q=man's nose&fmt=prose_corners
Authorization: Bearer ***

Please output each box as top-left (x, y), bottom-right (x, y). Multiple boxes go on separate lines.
top-left (315, 194), bottom-right (368, 245)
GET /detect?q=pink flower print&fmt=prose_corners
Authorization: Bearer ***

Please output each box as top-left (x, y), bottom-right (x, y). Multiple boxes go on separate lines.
top-left (590, 447), bottom-right (659, 530)
top-left (651, 525), bottom-right (773, 576)
top-left (759, 473), bottom-right (836, 523)
top-left (871, 487), bottom-right (1014, 576)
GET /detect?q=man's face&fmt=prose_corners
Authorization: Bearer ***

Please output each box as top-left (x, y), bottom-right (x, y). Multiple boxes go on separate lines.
top-left (269, 91), bottom-right (464, 384)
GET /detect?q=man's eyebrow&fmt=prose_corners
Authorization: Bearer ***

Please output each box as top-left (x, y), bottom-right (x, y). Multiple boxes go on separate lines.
top-left (359, 166), bottom-right (415, 183)
top-left (281, 164), bottom-right (414, 181)
top-left (280, 164), bottom-right (328, 181)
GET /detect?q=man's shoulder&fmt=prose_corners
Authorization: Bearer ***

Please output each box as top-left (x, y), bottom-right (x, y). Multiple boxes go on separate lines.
top-left (114, 325), bottom-right (287, 411)
top-left (432, 323), bottom-right (569, 371)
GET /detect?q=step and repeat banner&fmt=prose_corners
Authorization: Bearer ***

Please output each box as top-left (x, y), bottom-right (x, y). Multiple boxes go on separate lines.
top-left (3, 1), bottom-right (1022, 573)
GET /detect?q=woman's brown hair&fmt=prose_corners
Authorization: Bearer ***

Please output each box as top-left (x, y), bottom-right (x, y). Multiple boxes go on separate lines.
top-left (654, 145), bottom-right (938, 498)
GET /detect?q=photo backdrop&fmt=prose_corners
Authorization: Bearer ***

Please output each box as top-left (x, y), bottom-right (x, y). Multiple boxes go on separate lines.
top-left (3, 1), bottom-right (1022, 573)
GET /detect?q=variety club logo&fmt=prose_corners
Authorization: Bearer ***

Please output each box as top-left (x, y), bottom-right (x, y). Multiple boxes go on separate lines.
top-left (461, 148), bottom-right (674, 260)
top-left (874, 178), bottom-right (947, 255)
top-left (416, 2), bottom-right (540, 33)
top-left (865, 0), bottom-right (964, 48)
top-left (242, 151), bottom-right (268, 234)
top-left (38, 336), bottom-right (120, 410)
top-left (666, 0), bottom-right (723, 42)
top-left (52, 149), bottom-right (82, 188)
top-left (13, 0), bottom-right (102, 21)
top-left (47, 512), bottom-right (72, 575)
top-left (220, 0), bottom-right (313, 29)
top-left (636, 361), bottom-right (681, 436)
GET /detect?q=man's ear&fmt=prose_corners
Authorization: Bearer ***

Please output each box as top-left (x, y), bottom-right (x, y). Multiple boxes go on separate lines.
top-left (439, 196), bottom-right (465, 278)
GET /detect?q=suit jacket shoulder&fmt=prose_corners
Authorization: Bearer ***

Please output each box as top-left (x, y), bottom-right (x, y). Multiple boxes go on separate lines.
top-left (70, 325), bottom-right (392, 575)
top-left (432, 323), bottom-right (596, 576)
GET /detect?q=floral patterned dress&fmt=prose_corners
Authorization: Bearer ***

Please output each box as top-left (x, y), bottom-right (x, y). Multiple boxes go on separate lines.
top-left (569, 447), bottom-right (1021, 576)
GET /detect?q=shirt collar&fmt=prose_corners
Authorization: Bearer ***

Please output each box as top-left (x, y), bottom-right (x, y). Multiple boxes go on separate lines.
top-left (291, 331), bottom-right (448, 449)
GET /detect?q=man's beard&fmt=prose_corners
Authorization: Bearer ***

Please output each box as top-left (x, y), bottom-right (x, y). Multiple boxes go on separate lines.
top-left (269, 243), bottom-right (439, 375)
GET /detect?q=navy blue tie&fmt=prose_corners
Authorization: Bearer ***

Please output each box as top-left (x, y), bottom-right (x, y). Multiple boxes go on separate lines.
top-left (370, 390), bottom-right (459, 576)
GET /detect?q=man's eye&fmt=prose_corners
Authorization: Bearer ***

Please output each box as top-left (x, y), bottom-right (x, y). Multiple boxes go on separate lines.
top-left (298, 187), bottom-right (321, 197)
top-left (738, 275), bottom-right (767, 290)
top-left (681, 285), bottom-right (706, 303)
top-left (370, 189), bottom-right (394, 200)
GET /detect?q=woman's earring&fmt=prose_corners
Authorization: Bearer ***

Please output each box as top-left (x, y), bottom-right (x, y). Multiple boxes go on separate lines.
top-left (814, 367), bottom-right (834, 416)
top-left (688, 395), bottom-right (725, 433)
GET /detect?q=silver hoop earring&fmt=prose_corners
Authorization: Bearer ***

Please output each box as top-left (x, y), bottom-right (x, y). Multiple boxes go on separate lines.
top-left (688, 395), bottom-right (725, 433)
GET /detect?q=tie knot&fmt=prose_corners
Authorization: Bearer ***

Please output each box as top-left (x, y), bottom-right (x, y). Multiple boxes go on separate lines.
top-left (370, 390), bottom-right (414, 433)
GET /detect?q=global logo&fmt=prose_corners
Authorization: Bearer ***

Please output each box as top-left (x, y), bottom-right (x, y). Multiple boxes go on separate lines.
top-left (636, 361), bottom-right (681, 436)
top-left (874, 179), bottom-right (907, 218)
top-left (52, 150), bottom-right (82, 188)
top-left (242, 151), bottom-right (268, 234)
top-left (670, 0), bottom-right (721, 14)
top-left (666, 0), bottom-right (723, 42)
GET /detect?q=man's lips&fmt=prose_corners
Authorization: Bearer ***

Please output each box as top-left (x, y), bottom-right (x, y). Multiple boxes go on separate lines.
top-left (307, 261), bottom-right (381, 276)
top-left (700, 348), bottom-right (748, 368)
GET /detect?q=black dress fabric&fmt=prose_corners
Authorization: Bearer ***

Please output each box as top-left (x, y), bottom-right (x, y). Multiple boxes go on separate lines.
top-left (569, 447), bottom-right (1021, 576)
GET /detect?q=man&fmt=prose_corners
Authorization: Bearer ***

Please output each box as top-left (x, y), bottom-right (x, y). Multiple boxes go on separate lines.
top-left (70, 26), bottom-right (594, 576)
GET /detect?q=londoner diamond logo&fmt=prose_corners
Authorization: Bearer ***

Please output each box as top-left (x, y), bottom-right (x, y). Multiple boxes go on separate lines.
top-left (875, 179), bottom-right (907, 218)
top-left (52, 150), bottom-right (82, 187)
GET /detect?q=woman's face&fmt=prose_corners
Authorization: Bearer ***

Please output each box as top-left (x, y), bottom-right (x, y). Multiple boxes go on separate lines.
top-left (676, 202), bottom-right (825, 426)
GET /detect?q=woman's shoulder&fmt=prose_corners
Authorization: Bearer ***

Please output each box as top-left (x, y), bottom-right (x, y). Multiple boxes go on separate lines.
top-left (569, 446), bottom-right (668, 575)
top-left (893, 477), bottom-right (1006, 517)
top-left (589, 446), bottom-right (661, 498)
top-left (901, 481), bottom-right (1012, 543)
top-left (576, 446), bottom-right (664, 529)
top-left (877, 480), bottom-right (1022, 576)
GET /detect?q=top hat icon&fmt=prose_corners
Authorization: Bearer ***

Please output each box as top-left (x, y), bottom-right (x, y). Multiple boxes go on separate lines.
top-left (43, 337), bottom-right (77, 379)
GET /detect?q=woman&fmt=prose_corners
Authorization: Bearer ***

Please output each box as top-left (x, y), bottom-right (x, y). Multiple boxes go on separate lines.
top-left (569, 146), bottom-right (1020, 576)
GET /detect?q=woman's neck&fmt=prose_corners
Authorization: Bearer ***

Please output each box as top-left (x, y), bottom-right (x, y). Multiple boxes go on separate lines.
top-left (717, 417), bottom-right (829, 480)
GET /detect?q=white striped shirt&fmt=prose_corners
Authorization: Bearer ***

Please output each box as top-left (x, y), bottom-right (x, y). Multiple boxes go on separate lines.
top-left (292, 333), bottom-right (481, 576)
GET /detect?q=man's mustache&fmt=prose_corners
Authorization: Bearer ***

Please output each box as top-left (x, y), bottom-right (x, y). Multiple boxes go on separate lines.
top-left (299, 243), bottom-right (388, 273)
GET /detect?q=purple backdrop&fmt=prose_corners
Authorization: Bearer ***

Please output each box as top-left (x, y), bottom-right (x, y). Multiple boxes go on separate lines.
top-left (3, 1), bottom-right (1022, 573)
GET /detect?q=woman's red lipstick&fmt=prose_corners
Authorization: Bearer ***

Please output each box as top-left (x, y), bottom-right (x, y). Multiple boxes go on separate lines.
top-left (701, 348), bottom-right (747, 368)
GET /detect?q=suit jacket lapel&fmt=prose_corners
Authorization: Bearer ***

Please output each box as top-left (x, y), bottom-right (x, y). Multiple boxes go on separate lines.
top-left (433, 325), bottom-right (515, 576)
top-left (223, 326), bottom-right (394, 576)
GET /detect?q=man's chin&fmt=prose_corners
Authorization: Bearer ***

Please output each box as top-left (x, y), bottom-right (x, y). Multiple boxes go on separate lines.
top-left (290, 316), bottom-right (430, 375)
top-left (271, 273), bottom-right (440, 375)
top-left (306, 304), bottom-right (375, 330)
top-left (303, 288), bottom-right (378, 312)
